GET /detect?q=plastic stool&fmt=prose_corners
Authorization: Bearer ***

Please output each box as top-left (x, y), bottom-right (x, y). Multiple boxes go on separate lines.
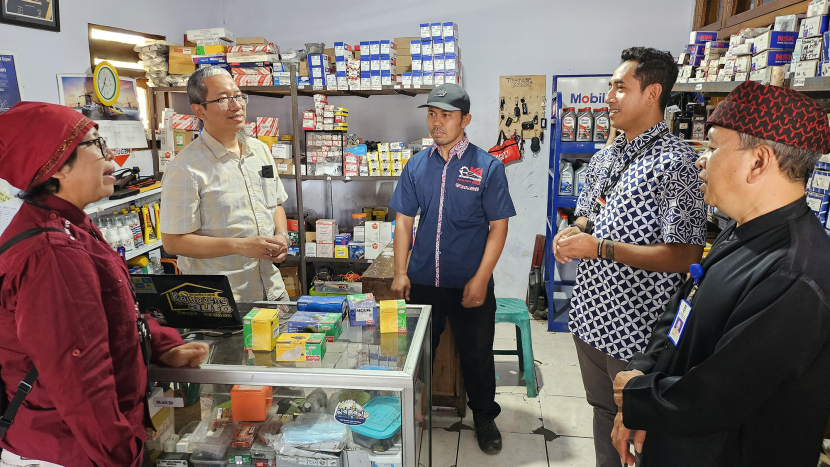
top-left (494, 298), bottom-right (537, 398)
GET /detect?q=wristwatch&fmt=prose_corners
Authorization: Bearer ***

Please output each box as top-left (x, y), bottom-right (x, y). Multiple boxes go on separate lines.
top-left (275, 231), bottom-right (290, 242)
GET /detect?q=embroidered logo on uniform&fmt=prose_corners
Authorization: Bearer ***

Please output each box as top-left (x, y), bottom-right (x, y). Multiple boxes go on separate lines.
top-left (456, 183), bottom-right (479, 192)
top-left (458, 166), bottom-right (483, 184)
top-left (435, 90), bottom-right (448, 97)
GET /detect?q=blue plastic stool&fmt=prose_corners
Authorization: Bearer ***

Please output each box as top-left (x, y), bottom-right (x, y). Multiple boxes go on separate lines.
top-left (494, 298), bottom-right (537, 397)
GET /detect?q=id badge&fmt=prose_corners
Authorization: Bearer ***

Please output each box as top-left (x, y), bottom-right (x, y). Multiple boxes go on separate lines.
top-left (668, 299), bottom-right (692, 346)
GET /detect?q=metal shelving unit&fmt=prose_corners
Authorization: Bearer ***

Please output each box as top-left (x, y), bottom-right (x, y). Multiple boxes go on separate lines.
top-left (148, 68), bottom-right (433, 294)
top-left (544, 74), bottom-right (612, 332)
top-left (83, 187), bottom-right (162, 215)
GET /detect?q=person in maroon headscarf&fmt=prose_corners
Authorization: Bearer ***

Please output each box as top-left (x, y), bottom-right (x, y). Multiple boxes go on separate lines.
top-left (0, 102), bottom-right (207, 467)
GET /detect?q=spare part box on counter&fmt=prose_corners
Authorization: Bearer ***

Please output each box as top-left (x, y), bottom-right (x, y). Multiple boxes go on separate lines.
top-left (148, 303), bottom-right (433, 467)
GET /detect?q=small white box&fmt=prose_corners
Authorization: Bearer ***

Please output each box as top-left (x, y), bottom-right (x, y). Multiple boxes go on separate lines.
top-left (365, 241), bottom-right (386, 260)
top-left (801, 15), bottom-right (829, 38)
top-left (354, 226), bottom-right (365, 243)
top-left (423, 59), bottom-right (434, 72)
top-left (317, 242), bottom-right (334, 258)
top-left (734, 55), bottom-right (752, 73)
top-left (795, 59), bottom-right (820, 78)
top-left (422, 41), bottom-right (433, 56)
top-left (412, 59), bottom-right (422, 71)
top-left (365, 221), bottom-right (381, 243)
top-left (809, 0), bottom-right (830, 17)
top-left (306, 242), bottom-right (317, 257)
top-left (379, 222), bottom-right (393, 246)
top-left (186, 27), bottom-right (234, 42)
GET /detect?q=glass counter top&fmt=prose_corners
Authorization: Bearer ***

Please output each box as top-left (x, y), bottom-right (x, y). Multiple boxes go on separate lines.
top-left (176, 303), bottom-right (427, 373)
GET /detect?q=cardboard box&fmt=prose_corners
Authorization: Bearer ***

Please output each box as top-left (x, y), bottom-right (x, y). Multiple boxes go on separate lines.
top-left (256, 117), bottom-right (279, 137)
top-left (233, 74), bottom-right (273, 86)
top-left (243, 307), bottom-right (280, 351)
top-left (796, 59), bottom-right (821, 78)
top-left (228, 44), bottom-right (278, 54)
top-left (274, 158), bottom-right (294, 175)
top-left (801, 36), bottom-right (824, 60)
top-left (807, 192), bottom-right (830, 224)
top-left (443, 22), bottom-right (459, 40)
top-left (169, 47), bottom-right (196, 75)
top-left (802, 15), bottom-right (830, 38)
top-left (749, 65), bottom-right (786, 84)
top-left (347, 294), bottom-right (379, 326)
top-left (286, 312), bottom-right (344, 342)
top-left (812, 170), bottom-right (830, 194)
top-left (305, 242), bottom-right (317, 257)
top-left (316, 219), bottom-right (337, 243)
top-left (173, 129), bottom-right (194, 153)
top-left (317, 242), bottom-right (334, 258)
top-left (753, 31), bottom-right (798, 54)
top-left (335, 245), bottom-right (349, 258)
top-left (395, 36), bottom-right (421, 50)
top-left (274, 333), bottom-right (327, 362)
top-left (810, 0), bottom-right (830, 17)
top-left (690, 30), bottom-right (719, 44)
top-left (195, 44), bottom-right (227, 55)
top-left (257, 135), bottom-right (275, 150)
top-left (379, 299), bottom-right (407, 333)
top-left (187, 28), bottom-right (234, 42)
top-left (752, 50), bottom-right (792, 70)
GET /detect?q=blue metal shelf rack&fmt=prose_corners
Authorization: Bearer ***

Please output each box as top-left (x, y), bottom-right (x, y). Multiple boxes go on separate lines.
top-left (544, 75), bottom-right (612, 332)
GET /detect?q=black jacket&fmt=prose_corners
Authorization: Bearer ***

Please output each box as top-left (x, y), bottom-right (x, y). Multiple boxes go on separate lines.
top-left (624, 198), bottom-right (830, 467)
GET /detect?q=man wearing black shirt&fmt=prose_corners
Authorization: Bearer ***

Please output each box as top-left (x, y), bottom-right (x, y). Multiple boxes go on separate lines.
top-left (610, 81), bottom-right (830, 467)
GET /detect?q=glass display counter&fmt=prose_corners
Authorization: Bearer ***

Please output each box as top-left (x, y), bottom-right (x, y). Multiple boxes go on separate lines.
top-left (148, 303), bottom-right (432, 467)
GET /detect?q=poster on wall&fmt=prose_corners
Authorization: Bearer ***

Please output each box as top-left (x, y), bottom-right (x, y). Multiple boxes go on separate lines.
top-left (0, 50), bottom-right (22, 113)
top-left (0, 0), bottom-right (59, 32)
top-left (56, 74), bottom-right (147, 149)
top-left (553, 75), bottom-right (612, 114)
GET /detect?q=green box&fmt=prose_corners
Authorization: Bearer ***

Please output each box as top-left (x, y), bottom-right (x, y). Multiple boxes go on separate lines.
top-left (286, 312), bottom-right (344, 342)
top-left (243, 308), bottom-right (260, 350)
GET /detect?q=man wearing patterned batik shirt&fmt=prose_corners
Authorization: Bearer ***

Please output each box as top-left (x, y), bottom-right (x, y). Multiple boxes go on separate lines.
top-left (553, 47), bottom-right (706, 467)
top-left (390, 84), bottom-right (516, 455)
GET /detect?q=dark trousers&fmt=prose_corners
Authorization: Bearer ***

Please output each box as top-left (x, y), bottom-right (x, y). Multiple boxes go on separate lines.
top-left (573, 335), bottom-right (631, 467)
top-left (410, 283), bottom-right (501, 420)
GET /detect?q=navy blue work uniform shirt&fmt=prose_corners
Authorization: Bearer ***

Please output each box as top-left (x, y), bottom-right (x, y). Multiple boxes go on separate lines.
top-left (390, 134), bottom-right (516, 289)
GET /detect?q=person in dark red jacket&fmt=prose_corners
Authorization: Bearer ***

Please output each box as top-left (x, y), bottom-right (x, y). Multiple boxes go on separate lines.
top-left (0, 102), bottom-right (208, 467)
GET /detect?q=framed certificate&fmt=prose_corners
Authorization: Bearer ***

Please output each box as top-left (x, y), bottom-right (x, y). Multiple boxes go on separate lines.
top-left (1, 0), bottom-right (60, 32)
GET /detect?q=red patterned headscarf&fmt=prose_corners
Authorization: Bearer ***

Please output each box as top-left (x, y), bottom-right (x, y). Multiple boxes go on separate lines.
top-left (707, 81), bottom-right (830, 153)
top-left (0, 102), bottom-right (97, 190)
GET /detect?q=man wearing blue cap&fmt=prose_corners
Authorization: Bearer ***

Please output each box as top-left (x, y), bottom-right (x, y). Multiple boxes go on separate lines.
top-left (390, 83), bottom-right (516, 454)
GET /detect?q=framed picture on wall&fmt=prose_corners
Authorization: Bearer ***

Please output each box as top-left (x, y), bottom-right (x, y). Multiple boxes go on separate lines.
top-left (0, 0), bottom-right (60, 32)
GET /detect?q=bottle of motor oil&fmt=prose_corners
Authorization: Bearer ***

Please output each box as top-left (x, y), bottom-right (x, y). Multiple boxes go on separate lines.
top-left (575, 161), bottom-right (589, 196)
top-left (576, 108), bottom-right (594, 142)
top-left (593, 108), bottom-right (610, 142)
top-left (559, 161), bottom-right (574, 196)
top-left (561, 107), bottom-right (576, 142)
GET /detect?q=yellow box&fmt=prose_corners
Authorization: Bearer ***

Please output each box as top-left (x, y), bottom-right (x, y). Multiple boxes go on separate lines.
top-left (335, 246), bottom-right (349, 258)
top-left (380, 299), bottom-right (407, 333)
top-left (251, 308), bottom-right (279, 351)
top-left (275, 333), bottom-right (327, 361)
top-left (196, 44), bottom-right (227, 55)
top-left (257, 135), bottom-right (276, 149)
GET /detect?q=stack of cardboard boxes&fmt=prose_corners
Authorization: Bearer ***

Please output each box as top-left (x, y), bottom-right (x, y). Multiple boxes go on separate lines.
top-left (749, 29), bottom-right (796, 85)
top-left (406, 22), bottom-right (461, 87)
top-left (367, 142), bottom-right (411, 176)
top-left (807, 155), bottom-right (830, 235)
top-left (227, 37), bottom-right (281, 87)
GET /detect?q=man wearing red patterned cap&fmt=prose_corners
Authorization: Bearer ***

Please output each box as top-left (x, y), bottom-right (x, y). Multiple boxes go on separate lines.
top-left (609, 81), bottom-right (830, 467)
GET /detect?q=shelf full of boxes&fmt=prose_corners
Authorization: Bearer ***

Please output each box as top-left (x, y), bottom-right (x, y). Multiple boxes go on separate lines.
top-left (142, 22), bottom-right (462, 294)
top-left (674, 0), bottom-right (830, 95)
top-left (671, 0), bottom-right (830, 238)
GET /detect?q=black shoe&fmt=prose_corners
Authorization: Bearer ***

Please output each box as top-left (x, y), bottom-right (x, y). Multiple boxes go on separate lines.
top-left (473, 413), bottom-right (502, 454)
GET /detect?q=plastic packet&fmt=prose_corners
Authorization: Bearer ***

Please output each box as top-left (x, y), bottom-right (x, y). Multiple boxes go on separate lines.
top-left (212, 407), bottom-right (233, 430)
top-left (281, 413), bottom-right (348, 451)
top-left (138, 57), bottom-right (166, 67)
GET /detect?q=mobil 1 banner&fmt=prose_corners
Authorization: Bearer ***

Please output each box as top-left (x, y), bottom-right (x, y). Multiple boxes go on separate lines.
top-left (553, 75), bottom-right (613, 114)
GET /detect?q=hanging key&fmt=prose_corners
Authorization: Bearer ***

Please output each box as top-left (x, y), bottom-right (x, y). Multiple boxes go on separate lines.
top-left (521, 98), bottom-right (528, 115)
top-left (541, 117), bottom-right (548, 129)
top-left (505, 116), bottom-right (514, 127)
top-left (533, 113), bottom-right (539, 125)
top-left (500, 97), bottom-right (505, 111)
top-left (540, 130), bottom-right (544, 143)
top-left (514, 98), bottom-right (520, 117)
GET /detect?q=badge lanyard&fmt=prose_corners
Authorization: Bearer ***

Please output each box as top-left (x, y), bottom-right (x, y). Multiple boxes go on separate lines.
top-left (668, 263), bottom-right (704, 346)
top-left (592, 129), bottom-right (669, 214)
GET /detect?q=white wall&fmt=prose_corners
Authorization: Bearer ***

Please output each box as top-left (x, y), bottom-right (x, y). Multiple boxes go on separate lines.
top-left (1, 0), bottom-right (696, 299)
top-left (0, 0), bottom-right (219, 104)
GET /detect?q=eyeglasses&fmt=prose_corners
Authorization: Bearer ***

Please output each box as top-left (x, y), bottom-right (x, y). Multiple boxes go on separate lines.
top-left (77, 136), bottom-right (111, 159)
top-left (201, 94), bottom-right (249, 109)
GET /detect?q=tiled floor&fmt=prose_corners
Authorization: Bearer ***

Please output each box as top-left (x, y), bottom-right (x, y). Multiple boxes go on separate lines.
top-left (429, 317), bottom-right (596, 466)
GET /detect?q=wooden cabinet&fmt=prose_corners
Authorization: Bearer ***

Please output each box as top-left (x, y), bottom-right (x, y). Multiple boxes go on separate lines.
top-left (693, 0), bottom-right (810, 38)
